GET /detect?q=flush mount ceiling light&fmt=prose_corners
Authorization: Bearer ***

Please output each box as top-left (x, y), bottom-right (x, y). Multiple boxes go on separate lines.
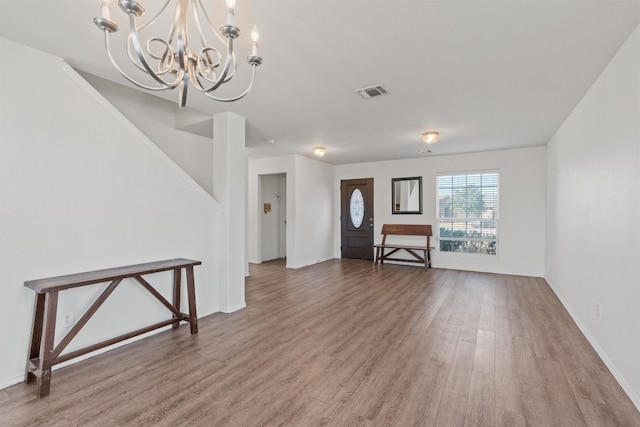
top-left (313, 147), bottom-right (326, 157)
top-left (93, 0), bottom-right (263, 108)
top-left (422, 131), bottom-right (439, 144)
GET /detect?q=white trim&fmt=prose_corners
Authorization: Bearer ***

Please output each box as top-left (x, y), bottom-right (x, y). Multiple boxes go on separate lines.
top-left (286, 263), bottom-right (306, 269)
top-left (1, 326), bottom-right (170, 390)
top-left (1, 304), bottom-right (222, 391)
top-left (0, 302), bottom-right (225, 391)
top-left (436, 250), bottom-right (499, 259)
top-left (436, 171), bottom-right (500, 256)
top-left (435, 168), bottom-right (500, 177)
top-left (0, 376), bottom-right (24, 390)
top-left (546, 277), bottom-right (640, 412)
top-left (220, 302), bottom-right (247, 313)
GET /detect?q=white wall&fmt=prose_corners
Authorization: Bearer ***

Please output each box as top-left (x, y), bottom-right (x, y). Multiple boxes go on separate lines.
top-left (80, 73), bottom-right (214, 196)
top-left (248, 155), bottom-right (334, 269)
top-left (335, 147), bottom-right (546, 277)
top-left (0, 38), bottom-right (220, 388)
top-left (546, 23), bottom-right (640, 408)
top-left (248, 156), bottom-right (295, 265)
top-left (293, 156), bottom-right (334, 267)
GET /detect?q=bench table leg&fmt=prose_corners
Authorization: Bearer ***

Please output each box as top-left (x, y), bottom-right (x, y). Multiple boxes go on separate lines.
top-left (172, 268), bottom-right (181, 330)
top-left (33, 291), bottom-right (58, 398)
top-left (186, 266), bottom-right (198, 334)
top-left (25, 293), bottom-right (45, 384)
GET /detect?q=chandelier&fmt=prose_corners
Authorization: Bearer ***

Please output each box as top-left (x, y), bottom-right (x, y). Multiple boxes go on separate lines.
top-left (93, 0), bottom-right (263, 107)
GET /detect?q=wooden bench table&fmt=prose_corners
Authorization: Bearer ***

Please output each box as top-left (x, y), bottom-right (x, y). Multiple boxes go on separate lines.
top-left (374, 224), bottom-right (433, 269)
top-left (24, 258), bottom-right (201, 398)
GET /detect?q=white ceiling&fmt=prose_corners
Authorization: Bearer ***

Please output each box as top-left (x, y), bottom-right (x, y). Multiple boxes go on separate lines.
top-left (1, 1), bottom-right (639, 165)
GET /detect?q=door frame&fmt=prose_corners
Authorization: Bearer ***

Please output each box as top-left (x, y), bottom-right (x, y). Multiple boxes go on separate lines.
top-left (259, 173), bottom-right (287, 262)
top-left (340, 178), bottom-right (375, 260)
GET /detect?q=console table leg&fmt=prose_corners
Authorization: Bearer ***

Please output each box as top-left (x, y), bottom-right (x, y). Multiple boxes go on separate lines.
top-left (25, 293), bottom-right (46, 384)
top-left (185, 266), bottom-right (198, 334)
top-left (37, 291), bottom-right (58, 398)
top-left (172, 268), bottom-right (182, 330)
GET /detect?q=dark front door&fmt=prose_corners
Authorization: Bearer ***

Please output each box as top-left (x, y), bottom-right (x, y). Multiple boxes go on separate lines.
top-left (341, 178), bottom-right (374, 260)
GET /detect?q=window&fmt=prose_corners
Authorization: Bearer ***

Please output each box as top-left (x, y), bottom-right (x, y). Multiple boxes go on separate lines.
top-left (437, 172), bottom-right (499, 255)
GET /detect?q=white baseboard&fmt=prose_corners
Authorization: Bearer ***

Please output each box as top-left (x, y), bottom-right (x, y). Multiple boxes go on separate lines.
top-left (0, 308), bottom-right (221, 392)
top-left (545, 277), bottom-right (640, 412)
top-left (220, 302), bottom-right (246, 313)
top-left (0, 376), bottom-right (24, 390)
top-left (0, 325), bottom-right (173, 391)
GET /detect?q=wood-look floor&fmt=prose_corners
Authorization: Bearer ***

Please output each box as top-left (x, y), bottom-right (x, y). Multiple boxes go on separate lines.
top-left (1, 259), bottom-right (639, 426)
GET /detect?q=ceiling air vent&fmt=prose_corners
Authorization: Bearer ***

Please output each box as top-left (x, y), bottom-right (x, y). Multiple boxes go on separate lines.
top-left (355, 85), bottom-right (389, 100)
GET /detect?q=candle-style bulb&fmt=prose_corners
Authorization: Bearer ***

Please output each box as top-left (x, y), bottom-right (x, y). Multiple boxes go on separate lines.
top-left (101, 0), bottom-right (111, 20)
top-left (251, 25), bottom-right (259, 56)
top-left (225, 0), bottom-right (235, 26)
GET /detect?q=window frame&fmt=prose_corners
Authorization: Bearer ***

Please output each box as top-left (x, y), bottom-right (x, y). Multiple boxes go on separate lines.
top-left (436, 170), bottom-right (499, 256)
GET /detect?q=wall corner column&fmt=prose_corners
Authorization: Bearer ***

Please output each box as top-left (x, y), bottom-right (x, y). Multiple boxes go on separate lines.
top-left (213, 112), bottom-right (246, 313)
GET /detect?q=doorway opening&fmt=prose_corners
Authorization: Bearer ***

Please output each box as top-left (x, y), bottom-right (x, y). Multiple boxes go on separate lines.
top-left (260, 173), bottom-right (287, 262)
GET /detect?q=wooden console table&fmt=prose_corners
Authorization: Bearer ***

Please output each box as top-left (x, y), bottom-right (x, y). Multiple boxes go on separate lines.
top-left (24, 258), bottom-right (201, 398)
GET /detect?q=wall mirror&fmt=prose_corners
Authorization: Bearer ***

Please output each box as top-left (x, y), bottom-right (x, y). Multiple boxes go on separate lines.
top-left (392, 177), bottom-right (423, 214)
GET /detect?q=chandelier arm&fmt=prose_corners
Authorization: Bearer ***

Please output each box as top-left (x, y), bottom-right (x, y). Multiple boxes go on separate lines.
top-left (196, 47), bottom-right (222, 83)
top-left (195, 0), bottom-right (228, 46)
top-left (200, 38), bottom-right (235, 93)
top-left (103, 32), bottom-right (172, 91)
top-left (205, 65), bottom-right (257, 102)
top-left (191, 0), bottom-right (231, 86)
top-left (161, 1), bottom-right (181, 58)
top-left (178, 68), bottom-right (189, 108)
top-left (126, 33), bottom-right (154, 73)
top-left (133, 0), bottom-right (173, 32)
top-left (126, 0), bottom-right (180, 80)
top-left (127, 13), bottom-right (182, 88)
top-left (175, 0), bottom-right (189, 72)
top-left (126, 36), bottom-right (175, 75)
top-left (187, 59), bottom-right (207, 92)
top-left (145, 38), bottom-right (175, 74)
top-left (193, 1), bottom-right (210, 50)
top-left (221, 51), bottom-right (237, 84)
top-left (202, 36), bottom-right (236, 87)
top-left (125, 0), bottom-right (179, 77)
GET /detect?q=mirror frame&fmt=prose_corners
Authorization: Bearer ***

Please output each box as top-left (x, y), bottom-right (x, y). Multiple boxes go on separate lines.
top-left (392, 176), bottom-right (423, 214)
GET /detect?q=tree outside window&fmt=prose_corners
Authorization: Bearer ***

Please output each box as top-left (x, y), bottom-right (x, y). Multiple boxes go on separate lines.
top-left (437, 172), bottom-right (498, 255)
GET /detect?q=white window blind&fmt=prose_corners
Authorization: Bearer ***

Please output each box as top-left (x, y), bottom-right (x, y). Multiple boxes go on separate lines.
top-left (436, 172), bottom-right (499, 255)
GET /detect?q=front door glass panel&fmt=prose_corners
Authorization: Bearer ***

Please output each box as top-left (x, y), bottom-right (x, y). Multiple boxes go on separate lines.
top-left (350, 188), bottom-right (365, 228)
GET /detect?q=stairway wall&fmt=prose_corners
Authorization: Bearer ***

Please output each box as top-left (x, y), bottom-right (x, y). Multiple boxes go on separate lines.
top-left (0, 38), bottom-right (221, 388)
